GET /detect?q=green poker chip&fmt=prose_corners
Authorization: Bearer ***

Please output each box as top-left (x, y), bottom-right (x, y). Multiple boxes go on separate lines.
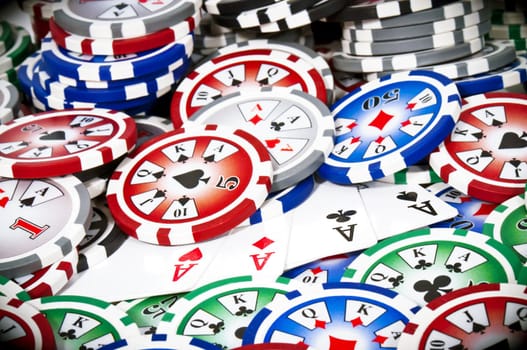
top-left (0, 25), bottom-right (35, 74)
top-left (341, 227), bottom-right (525, 306)
top-left (377, 163), bottom-right (442, 185)
top-left (0, 21), bottom-right (14, 56)
top-left (483, 193), bottom-right (527, 264)
top-left (0, 274), bottom-right (30, 301)
top-left (156, 275), bottom-right (299, 349)
top-left (116, 292), bottom-right (187, 335)
top-left (29, 294), bottom-right (141, 349)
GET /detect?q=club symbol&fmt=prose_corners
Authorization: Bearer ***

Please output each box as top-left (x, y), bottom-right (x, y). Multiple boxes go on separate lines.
top-left (446, 262), bottom-right (462, 273)
top-left (270, 121), bottom-right (285, 131)
top-left (388, 275), bottom-right (404, 287)
top-left (235, 306), bottom-right (254, 317)
top-left (414, 259), bottom-right (432, 270)
top-left (209, 321), bottom-right (225, 334)
top-left (414, 275), bottom-right (453, 303)
top-left (59, 329), bottom-right (77, 340)
top-left (326, 209), bottom-right (357, 223)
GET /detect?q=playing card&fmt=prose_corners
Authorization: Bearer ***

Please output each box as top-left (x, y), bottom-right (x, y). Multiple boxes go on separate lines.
top-left (61, 235), bottom-right (228, 302)
top-left (285, 179), bottom-right (378, 269)
top-left (359, 183), bottom-right (459, 239)
top-left (196, 214), bottom-right (292, 286)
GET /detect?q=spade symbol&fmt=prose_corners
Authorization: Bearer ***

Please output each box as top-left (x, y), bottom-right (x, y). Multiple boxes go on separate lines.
top-left (498, 131), bottom-right (527, 149)
top-left (173, 169), bottom-right (209, 189)
top-left (19, 196), bottom-right (35, 207)
top-left (396, 191), bottom-right (418, 202)
top-left (39, 130), bottom-right (66, 141)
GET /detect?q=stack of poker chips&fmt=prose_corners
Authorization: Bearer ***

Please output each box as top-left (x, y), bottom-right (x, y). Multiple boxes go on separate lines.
top-left (18, 0), bottom-right (201, 115)
top-left (0, 20), bottom-right (35, 88)
top-left (19, 0), bottom-right (62, 43)
top-left (191, 0), bottom-right (349, 56)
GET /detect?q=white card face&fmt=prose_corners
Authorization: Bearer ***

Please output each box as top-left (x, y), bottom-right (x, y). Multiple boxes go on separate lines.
top-left (61, 235), bottom-right (228, 302)
top-left (358, 183), bottom-right (459, 240)
top-left (196, 215), bottom-right (292, 286)
top-left (285, 180), bottom-right (378, 269)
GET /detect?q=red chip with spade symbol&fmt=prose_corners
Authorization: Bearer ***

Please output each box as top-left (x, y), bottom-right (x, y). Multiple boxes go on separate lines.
top-left (430, 92), bottom-right (527, 203)
top-left (0, 108), bottom-right (137, 179)
top-left (106, 123), bottom-right (273, 246)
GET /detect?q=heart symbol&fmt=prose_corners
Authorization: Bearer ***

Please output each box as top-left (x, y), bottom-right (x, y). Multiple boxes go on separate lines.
top-left (39, 130), bottom-right (66, 141)
top-left (499, 131), bottom-right (527, 149)
top-left (396, 191), bottom-right (418, 202)
top-left (173, 169), bottom-right (208, 189)
top-left (265, 139), bottom-right (280, 148)
top-left (178, 248), bottom-right (202, 262)
top-left (0, 196), bottom-right (8, 208)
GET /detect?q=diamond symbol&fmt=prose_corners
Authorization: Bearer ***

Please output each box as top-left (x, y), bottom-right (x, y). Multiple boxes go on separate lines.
top-left (315, 319), bottom-right (326, 329)
top-left (350, 317), bottom-right (363, 327)
top-left (252, 237), bottom-right (274, 250)
top-left (368, 110), bottom-right (394, 131)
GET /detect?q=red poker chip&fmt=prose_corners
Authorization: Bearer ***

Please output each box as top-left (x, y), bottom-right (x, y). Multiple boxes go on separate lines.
top-left (0, 108), bottom-right (137, 179)
top-left (48, 13), bottom-right (199, 56)
top-left (430, 92), bottom-right (527, 203)
top-left (106, 123), bottom-right (273, 246)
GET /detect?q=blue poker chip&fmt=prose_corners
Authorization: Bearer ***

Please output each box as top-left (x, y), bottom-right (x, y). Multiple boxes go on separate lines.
top-left (239, 175), bottom-right (315, 226)
top-left (40, 33), bottom-right (194, 82)
top-left (242, 281), bottom-right (420, 348)
top-left (30, 73), bottom-right (162, 115)
top-left (317, 70), bottom-right (461, 184)
top-left (427, 182), bottom-right (498, 233)
top-left (36, 57), bottom-right (190, 103)
top-left (455, 53), bottom-right (527, 97)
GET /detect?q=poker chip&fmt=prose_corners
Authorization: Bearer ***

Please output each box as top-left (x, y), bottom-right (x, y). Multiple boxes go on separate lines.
top-left (49, 12), bottom-right (200, 56)
top-left (332, 36), bottom-right (485, 73)
top-left (329, 0), bottom-right (459, 22)
top-left (427, 182), bottom-right (498, 233)
top-left (317, 70), bottom-right (461, 185)
top-left (342, 8), bottom-right (491, 42)
top-left (203, 0), bottom-right (284, 15)
top-left (491, 8), bottom-right (527, 25)
top-left (83, 176), bottom-right (108, 199)
top-left (397, 283), bottom-right (527, 349)
top-left (35, 55), bottom-right (190, 103)
top-left (106, 124), bottom-right (273, 246)
top-left (29, 294), bottom-right (141, 349)
top-left (0, 108), bottom-right (137, 179)
top-left (0, 21), bottom-right (15, 56)
top-left (156, 275), bottom-right (300, 349)
top-left (362, 40), bottom-right (517, 81)
top-left (242, 281), bottom-right (420, 348)
top-left (239, 174), bottom-right (315, 226)
top-left (0, 79), bottom-right (20, 124)
top-left (13, 249), bottom-right (78, 299)
top-left (342, 0), bottom-right (486, 30)
top-left (134, 115), bottom-right (175, 148)
top-left (454, 53), bottom-right (527, 97)
top-left (0, 176), bottom-right (91, 279)
top-left (52, 0), bottom-right (202, 39)
top-left (483, 193), bottom-right (527, 263)
top-left (0, 25), bottom-right (34, 75)
top-left (489, 23), bottom-right (527, 39)
top-left (341, 227), bottom-right (524, 306)
top-left (377, 163), bottom-right (442, 185)
top-left (40, 33), bottom-right (193, 82)
top-left (281, 252), bottom-right (358, 286)
top-left (171, 39), bottom-right (333, 127)
top-left (341, 20), bottom-right (491, 56)
top-left (429, 92), bottom-right (527, 204)
top-left (212, 0), bottom-right (321, 28)
top-left (0, 295), bottom-right (56, 350)
top-left (98, 333), bottom-right (219, 349)
top-left (116, 292), bottom-right (187, 335)
top-left (253, 0), bottom-right (347, 33)
top-left (188, 87), bottom-right (334, 192)
top-left (0, 274), bottom-right (31, 301)
top-left (76, 197), bottom-right (128, 273)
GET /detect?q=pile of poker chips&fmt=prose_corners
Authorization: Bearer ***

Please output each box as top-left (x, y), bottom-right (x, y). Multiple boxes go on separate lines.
top-left (16, 0), bottom-right (200, 115)
top-left (1, 1), bottom-right (527, 349)
top-left (19, 0), bottom-right (62, 43)
top-left (0, 20), bottom-right (35, 87)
